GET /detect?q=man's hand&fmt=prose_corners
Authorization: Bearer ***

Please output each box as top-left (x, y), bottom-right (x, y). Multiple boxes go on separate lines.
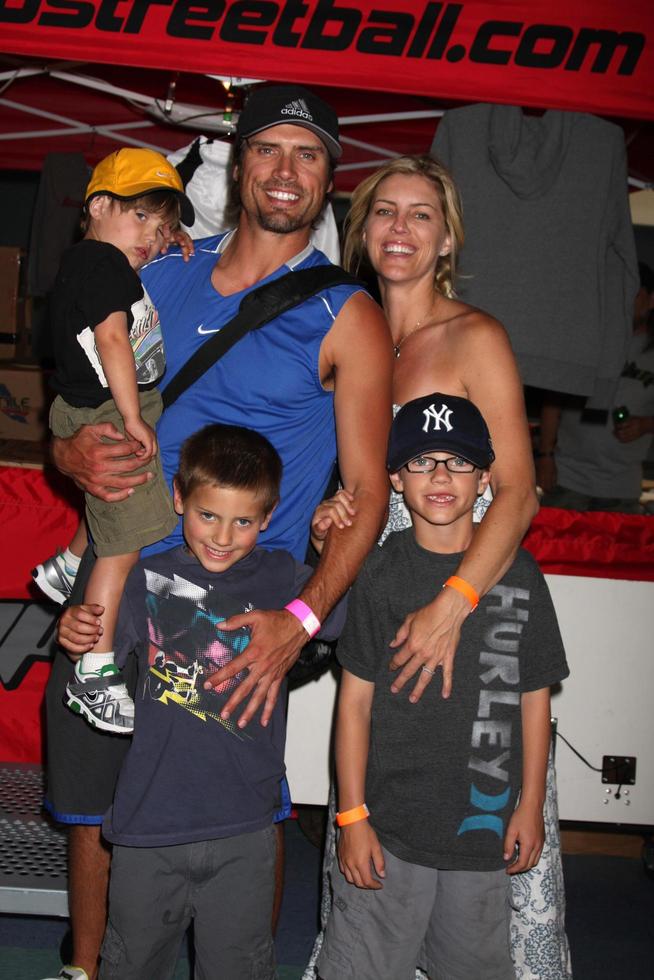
top-left (52, 424), bottom-right (154, 502)
top-left (337, 820), bottom-right (385, 890)
top-left (614, 415), bottom-right (654, 443)
top-left (58, 603), bottom-right (104, 659)
top-left (503, 801), bottom-right (545, 874)
top-left (389, 586), bottom-right (471, 701)
top-left (203, 608), bottom-right (307, 728)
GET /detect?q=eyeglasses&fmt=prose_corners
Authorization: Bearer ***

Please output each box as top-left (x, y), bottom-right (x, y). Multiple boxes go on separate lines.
top-left (405, 455), bottom-right (477, 474)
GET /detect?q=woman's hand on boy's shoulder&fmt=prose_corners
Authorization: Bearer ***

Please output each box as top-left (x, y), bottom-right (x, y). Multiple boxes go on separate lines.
top-left (337, 820), bottom-right (386, 890)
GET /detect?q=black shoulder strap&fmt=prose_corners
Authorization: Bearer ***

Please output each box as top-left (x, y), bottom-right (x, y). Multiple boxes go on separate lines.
top-left (161, 265), bottom-right (365, 410)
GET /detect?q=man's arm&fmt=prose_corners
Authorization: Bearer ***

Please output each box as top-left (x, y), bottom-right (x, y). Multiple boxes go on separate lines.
top-left (614, 414), bottom-right (654, 443)
top-left (503, 687), bottom-right (550, 874)
top-left (535, 394), bottom-right (563, 493)
top-left (204, 291), bottom-right (393, 726)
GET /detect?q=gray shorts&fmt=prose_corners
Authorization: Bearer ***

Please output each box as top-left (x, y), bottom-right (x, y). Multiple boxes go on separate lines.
top-left (317, 845), bottom-right (513, 980)
top-left (49, 388), bottom-right (178, 556)
top-left (99, 826), bottom-right (277, 980)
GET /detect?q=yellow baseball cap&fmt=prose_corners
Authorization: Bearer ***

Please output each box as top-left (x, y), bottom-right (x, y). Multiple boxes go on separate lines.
top-left (85, 148), bottom-right (195, 226)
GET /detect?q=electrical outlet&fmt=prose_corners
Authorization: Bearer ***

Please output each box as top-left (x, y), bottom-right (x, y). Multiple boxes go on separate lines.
top-left (601, 756), bottom-right (636, 785)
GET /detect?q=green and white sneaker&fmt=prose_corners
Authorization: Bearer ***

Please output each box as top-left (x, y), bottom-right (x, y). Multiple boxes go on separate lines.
top-left (65, 662), bottom-right (134, 734)
top-left (42, 968), bottom-right (90, 980)
top-left (32, 550), bottom-right (77, 605)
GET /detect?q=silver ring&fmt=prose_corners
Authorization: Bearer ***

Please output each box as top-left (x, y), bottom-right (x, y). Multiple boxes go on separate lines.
top-left (421, 665), bottom-right (436, 676)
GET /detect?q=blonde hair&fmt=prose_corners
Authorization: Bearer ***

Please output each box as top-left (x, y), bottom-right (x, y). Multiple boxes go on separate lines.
top-left (343, 155), bottom-right (464, 298)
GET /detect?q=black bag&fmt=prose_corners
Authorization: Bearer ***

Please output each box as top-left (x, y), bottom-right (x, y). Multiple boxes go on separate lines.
top-left (161, 265), bottom-right (364, 409)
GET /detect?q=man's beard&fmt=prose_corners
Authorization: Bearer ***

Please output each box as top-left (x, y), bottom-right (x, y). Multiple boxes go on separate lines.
top-left (255, 208), bottom-right (310, 234)
top-left (246, 179), bottom-right (326, 234)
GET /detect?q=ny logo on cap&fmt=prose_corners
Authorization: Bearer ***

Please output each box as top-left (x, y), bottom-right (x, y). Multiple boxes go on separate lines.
top-left (422, 403), bottom-right (453, 433)
top-left (281, 98), bottom-right (313, 122)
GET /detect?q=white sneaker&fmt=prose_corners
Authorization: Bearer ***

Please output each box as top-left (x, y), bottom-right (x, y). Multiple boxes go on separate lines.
top-left (65, 662), bottom-right (135, 734)
top-left (32, 550), bottom-right (77, 605)
top-left (42, 968), bottom-right (90, 980)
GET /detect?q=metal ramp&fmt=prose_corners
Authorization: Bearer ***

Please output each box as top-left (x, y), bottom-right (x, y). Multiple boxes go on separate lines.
top-left (0, 762), bottom-right (68, 916)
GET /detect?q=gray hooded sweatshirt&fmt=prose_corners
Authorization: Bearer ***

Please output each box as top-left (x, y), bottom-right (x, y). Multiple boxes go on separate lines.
top-left (432, 104), bottom-right (639, 406)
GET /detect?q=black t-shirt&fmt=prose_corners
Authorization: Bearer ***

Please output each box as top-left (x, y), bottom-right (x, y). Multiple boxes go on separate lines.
top-left (337, 530), bottom-right (570, 872)
top-left (50, 239), bottom-right (165, 407)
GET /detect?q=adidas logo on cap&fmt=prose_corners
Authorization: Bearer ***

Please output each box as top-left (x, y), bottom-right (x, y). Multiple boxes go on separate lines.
top-left (280, 98), bottom-right (314, 122)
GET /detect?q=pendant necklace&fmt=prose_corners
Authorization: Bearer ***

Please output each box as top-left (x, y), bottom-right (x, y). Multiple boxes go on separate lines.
top-left (393, 300), bottom-right (435, 358)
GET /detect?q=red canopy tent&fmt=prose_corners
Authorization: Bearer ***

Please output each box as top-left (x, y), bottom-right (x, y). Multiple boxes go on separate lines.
top-left (0, 0), bottom-right (653, 191)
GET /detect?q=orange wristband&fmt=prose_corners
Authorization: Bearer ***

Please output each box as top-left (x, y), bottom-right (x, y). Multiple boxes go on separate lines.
top-left (444, 575), bottom-right (479, 611)
top-left (336, 803), bottom-right (370, 827)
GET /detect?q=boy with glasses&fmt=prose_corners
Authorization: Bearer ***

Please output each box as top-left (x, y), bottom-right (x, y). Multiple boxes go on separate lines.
top-left (315, 392), bottom-right (569, 980)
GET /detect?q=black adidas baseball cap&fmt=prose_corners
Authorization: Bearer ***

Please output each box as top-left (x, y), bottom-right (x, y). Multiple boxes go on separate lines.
top-left (387, 393), bottom-right (495, 472)
top-left (236, 84), bottom-right (342, 160)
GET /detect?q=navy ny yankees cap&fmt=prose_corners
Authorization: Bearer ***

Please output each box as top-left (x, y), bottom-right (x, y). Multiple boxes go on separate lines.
top-left (387, 393), bottom-right (495, 471)
top-left (236, 84), bottom-right (342, 160)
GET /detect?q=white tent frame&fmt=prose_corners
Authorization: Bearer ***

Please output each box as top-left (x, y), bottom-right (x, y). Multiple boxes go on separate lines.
top-left (1, 64), bottom-right (648, 188)
top-left (0, 64), bottom-right (443, 176)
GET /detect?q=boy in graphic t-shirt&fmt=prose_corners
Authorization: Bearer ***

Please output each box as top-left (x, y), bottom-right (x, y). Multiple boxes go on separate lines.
top-left (33, 148), bottom-right (194, 734)
top-left (315, 393), bottom-right (570, 980)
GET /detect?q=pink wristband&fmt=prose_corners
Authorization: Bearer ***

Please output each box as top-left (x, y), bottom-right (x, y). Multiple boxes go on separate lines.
top-left (285, 599), bottom-right (321, 639)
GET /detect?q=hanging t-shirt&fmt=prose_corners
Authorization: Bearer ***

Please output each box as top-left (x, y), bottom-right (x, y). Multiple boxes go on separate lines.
top-left (50, 239), bottom-right (164, 407)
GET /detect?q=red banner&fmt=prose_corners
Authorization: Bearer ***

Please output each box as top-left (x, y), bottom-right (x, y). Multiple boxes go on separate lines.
top-left (1, 1), bottom-right (653, 119)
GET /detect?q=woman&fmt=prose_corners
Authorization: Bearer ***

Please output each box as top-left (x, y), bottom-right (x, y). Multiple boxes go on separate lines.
top-left (304, 156), bottom-right (570, 980)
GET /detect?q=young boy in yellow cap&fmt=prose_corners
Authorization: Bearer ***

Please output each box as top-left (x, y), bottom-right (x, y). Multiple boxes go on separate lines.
top-left (35, 148), bottom-right (195, 734)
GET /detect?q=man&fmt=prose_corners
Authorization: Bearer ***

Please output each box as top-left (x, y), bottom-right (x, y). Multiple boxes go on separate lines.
top-left (537, 262), bottom-right (654, 513)
top-left (46, 84), bottom-right (392, 980)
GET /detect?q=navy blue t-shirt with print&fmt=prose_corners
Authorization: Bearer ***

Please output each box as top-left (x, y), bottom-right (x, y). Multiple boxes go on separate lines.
top-left (103, 545), bottom-right (345, 847)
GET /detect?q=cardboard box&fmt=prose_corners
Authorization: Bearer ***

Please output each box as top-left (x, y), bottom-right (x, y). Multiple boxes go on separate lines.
top-left (0, 438), bottom-right (49, 469)
top-left (0, 365), bottom-right (51, 441)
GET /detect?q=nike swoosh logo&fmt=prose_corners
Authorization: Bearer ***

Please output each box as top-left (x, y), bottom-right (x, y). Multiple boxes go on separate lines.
top-left (197, 324), bottom-right (222, 335)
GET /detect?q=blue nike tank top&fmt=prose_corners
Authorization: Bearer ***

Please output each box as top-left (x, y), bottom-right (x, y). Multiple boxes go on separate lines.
top-left (141, 233), bottom-right (363, 561)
